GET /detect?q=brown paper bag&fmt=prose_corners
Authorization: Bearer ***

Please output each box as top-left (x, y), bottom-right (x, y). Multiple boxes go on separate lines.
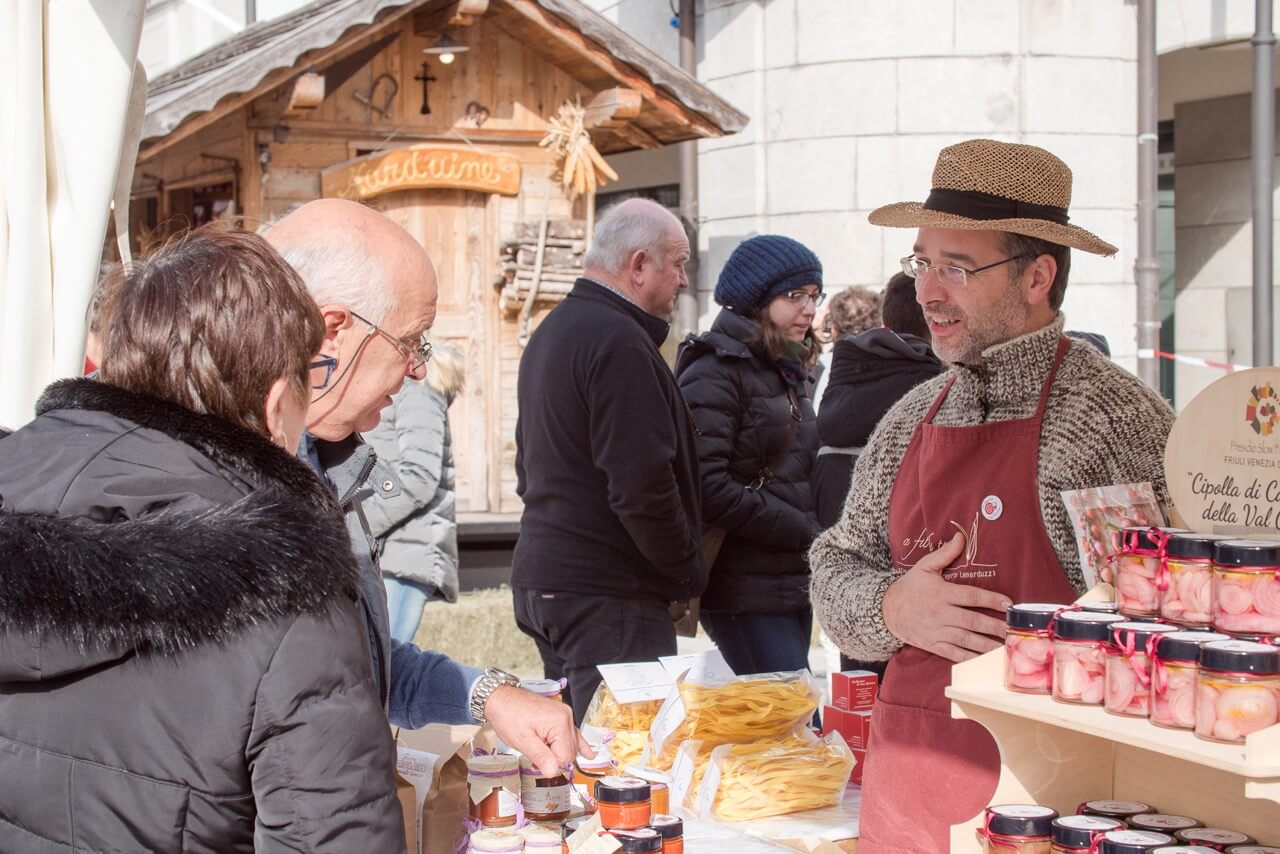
top-left (394, 724), bottom-right (482, 854)
top-left (395, 772), bottom-right (417, 852)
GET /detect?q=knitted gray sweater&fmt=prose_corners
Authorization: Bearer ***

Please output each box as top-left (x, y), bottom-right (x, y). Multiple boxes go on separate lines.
top-left (808, 316), bottom-right (1175, 662)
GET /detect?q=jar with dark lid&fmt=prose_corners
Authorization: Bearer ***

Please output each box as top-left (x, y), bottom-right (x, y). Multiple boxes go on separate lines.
top-left (1080, 601), bottom-right (1120, 614)
top-left (1116, 527), bottom-right (1187, 617)
top-left (1212, 540), bottom-right (1280, 636)
top-left (1006, 605), bottom-right (1066, 695)
top-left (1105, 622), bottom-right (1177, 718)
top-left (1161, 534), bottom-right (1221, 627)
top-left (1226, 846), bottom-right (1280, 853)
top-left (595, 776), bottom-right (652, 831)
top-left (1149, 628), bottom-right (1233, 727)
top-left (1128, 815), bottom-right (1202, 833)
top-left (1175, 828), bottom-right (1255, 849)
top-left (648, 814), bottom-right (683, 854)
top-left (1078, 801), bottom-right (1152, 821)
top-left (1151, 847), bottom-right (1221, 853)
top-left (1194, 641), bottom-right (1280, 744)
top-left (1053, 613), bottom-right (1126, 705)
top-left (609, 828), bottom-right (663, 853)
top-left (1052, 815), bottom-right (1124, 853)
top-left (561, 816), bottom-right (590, 839)
top-left (978, 805), bottom-right (1057, 853)
top-left (1098, 830), bottom-right (1176, 854)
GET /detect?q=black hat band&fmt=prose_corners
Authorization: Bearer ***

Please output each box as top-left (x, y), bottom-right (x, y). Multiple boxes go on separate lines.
top-left (923, 187), bottom-right (1071, 226)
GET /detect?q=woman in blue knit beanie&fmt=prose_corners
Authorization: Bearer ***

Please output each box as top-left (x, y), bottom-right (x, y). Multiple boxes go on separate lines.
top-left (673, 235), bottom-right (824, 677)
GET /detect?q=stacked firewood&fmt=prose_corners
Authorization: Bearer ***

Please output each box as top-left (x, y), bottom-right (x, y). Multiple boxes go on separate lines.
top-left (496, 220), bottom-right (588, 311)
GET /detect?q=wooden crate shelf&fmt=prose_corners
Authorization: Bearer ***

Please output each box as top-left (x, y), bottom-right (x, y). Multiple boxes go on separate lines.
top-left (943, 648), bottom-right (1280, 850)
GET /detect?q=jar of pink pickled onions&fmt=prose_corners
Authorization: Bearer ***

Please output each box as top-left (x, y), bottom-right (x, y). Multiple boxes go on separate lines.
top-left (1115, 527), bottom-right (1187, 618)
top-left (1104, 622), bottom-right (1177, 718)
top-left (1006, 604), bottom-right (1067, 695)
top-left (1212, 540), bottom-right (1280, 636)
top-left (1193, 640), bottom-right (1280, 744)
top-left (1148, 630), bottom-right (1231, 730)
top-left (1052, 612), bottom-right (1125, 705)
top-left (1161, 533), bottom-right (1220, 627)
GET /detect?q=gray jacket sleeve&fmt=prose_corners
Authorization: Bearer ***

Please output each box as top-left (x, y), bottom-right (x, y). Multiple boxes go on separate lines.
top-left (248, 602), bottom-right (406, 854)
top-left (362, 381), bottom-right (449, 539)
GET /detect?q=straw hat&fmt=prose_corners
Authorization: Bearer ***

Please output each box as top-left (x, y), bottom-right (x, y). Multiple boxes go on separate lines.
top-left (868, 139), bottom-right (1117, 256)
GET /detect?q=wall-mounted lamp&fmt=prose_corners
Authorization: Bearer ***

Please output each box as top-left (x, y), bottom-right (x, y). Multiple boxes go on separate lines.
top-left (423, 34), bottom-right (468, 65)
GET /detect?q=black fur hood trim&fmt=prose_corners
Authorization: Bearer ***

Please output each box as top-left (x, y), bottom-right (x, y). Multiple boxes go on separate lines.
top-left (0, 379), bottom-right (358, 665)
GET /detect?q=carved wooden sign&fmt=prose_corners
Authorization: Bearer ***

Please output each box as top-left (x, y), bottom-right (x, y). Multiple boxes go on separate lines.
top-left (321, 144), bottom-right (521, 200)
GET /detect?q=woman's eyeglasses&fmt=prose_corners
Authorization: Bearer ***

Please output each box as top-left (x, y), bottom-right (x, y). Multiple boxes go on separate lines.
top-left (309, 355), bottom-right (338, 390)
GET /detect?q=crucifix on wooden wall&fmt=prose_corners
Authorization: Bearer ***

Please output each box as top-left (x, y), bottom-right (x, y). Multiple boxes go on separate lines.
top-left (413, 60), bottom-right (437, 115)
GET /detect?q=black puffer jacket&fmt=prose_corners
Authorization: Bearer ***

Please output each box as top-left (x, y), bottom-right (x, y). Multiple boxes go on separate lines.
top-left (813, 329), bottom-right (944, 527)
top-left (676, 310), bottom-right (820, 614)
top-left (0, 380), bottom-right (405, 854)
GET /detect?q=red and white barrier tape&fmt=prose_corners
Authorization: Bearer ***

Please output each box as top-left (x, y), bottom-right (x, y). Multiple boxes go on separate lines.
top-left (1137, 348), bottom-right (1252, 373)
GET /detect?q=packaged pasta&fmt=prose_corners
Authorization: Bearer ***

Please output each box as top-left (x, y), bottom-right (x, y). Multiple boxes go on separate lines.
top-left (585, 683), bottom-right (663, 770)
top-left (647, 671), bottom-right (820, 771)
top-left (694, 732), bottom-right (855, 822)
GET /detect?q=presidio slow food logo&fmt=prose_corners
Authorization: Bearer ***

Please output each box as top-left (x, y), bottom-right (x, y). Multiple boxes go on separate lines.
top-left (1246, 381), bottom-right (1280, 437)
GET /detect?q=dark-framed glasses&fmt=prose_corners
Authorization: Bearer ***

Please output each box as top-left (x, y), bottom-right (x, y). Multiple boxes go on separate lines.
top-left (309, 355), bottom-right (338, 390)
top-left (900, 254), bottom-right (1027, 288)
top-left (349, 310), bottom-right (433, 372)
top-left (782, 289), bottom-right (825, 308)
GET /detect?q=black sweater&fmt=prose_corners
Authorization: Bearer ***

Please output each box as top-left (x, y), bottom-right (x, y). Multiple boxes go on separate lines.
top-left (512, 280), bottom-right (705, 602)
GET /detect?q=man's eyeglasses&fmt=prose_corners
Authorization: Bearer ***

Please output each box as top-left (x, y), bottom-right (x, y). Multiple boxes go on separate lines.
top-left (782, 289), bottom-right (826, 309)
top-left (309, 355), bottom-right (338, 390)
top-left (900, 254), bottom-right (1028, 288)
top-left (350, 310), bottom-right (433, 372)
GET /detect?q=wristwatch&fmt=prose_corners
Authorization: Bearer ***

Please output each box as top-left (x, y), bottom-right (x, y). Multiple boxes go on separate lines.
top-left (470, 667), bottom-right (521, 724)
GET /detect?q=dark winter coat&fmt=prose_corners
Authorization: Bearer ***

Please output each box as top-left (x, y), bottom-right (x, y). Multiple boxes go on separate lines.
top-left (512, 279), bottom-right (705, 603)
top-left (0, 379), bottom-right (405, 854)
top-left (812, 329), bottom-right (944, 527)
top-left (675, 309), bottom-right (820, 614)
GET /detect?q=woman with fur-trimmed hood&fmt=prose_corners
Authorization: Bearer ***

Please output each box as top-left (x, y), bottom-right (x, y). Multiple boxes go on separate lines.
top-left (0, 229), bottom-right (405, 853)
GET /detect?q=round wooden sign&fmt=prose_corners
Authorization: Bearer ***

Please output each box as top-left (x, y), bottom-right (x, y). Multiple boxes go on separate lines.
top-left (1165, 367), bottom-right (1280, 534)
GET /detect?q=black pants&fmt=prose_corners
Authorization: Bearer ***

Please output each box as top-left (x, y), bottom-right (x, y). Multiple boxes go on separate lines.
top-left (512, 588), bottom-right (677, 725)
top-left (838, 654), bottom-right (888, 680)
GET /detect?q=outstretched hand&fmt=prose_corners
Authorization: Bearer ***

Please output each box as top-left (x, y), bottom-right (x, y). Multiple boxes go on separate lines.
top-left (483, 686), bottom-right (594, 777)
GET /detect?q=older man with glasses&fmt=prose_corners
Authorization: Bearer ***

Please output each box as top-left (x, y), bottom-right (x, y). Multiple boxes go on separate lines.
top-left (265, 199), bottom-right (588, 781)
top-left (808, 140), bottom-right (1175, 852)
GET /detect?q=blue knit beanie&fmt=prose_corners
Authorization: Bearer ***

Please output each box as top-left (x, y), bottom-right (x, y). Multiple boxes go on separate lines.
top-left (714, 235), bottom-right (823, 313)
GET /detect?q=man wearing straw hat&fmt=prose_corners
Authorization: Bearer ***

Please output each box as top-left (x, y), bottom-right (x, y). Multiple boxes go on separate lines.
top-left (810, 140), bottom-right (1174, 851)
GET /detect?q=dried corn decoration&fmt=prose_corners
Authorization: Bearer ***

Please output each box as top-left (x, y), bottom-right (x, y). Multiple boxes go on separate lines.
top-left (540, 99), bottom-right (619, 199)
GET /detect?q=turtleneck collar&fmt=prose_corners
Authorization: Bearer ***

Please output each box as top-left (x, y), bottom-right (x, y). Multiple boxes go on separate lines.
top-left (954, 315), bottom-right (1066, 413)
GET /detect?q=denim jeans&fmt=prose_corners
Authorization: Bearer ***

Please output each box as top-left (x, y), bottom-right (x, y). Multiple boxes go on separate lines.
top-left (698, 609), bottom-right (813, 676)
top-left (383, 577), bottom-right (435, 643)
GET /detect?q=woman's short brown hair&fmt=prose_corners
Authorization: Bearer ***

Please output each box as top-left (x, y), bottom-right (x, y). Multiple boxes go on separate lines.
top-left (822, 286), bottom-right (882, 342)
top-left (96, 226), bottom-right (324, 436)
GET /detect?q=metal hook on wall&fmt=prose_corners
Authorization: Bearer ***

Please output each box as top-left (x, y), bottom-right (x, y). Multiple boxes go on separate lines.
top-left (353, 73), bottom-right (400, 118)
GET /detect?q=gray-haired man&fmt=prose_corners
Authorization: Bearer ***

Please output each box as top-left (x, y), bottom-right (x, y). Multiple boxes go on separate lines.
top-left (512, 198), bottom-right (707, 723)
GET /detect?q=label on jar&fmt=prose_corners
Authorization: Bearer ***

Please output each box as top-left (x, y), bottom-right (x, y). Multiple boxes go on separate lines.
top-left (1130, 814), bottom-right (1199, 830)
top-left (1179, 829), bottom-right (1253, 844)
top-left (521, 784), bottom-right (570, 815)
top-left (1084, 800), bottom-right (1150, 814)
top-left (496, 788), bottom-right (519, 818)
top-left (1056, 816), bottom-right (1122, 830)
top-left (992, 805), bottom-right (1056, 818)
top-left (1227, 847), bottom-right (1280, 854)
top-left (1107, 831), bottom-right (1175, 845)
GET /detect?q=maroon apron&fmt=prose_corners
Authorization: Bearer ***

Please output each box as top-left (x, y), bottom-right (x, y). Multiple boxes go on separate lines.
top-left (856, 337), bottom-right (1079, 853)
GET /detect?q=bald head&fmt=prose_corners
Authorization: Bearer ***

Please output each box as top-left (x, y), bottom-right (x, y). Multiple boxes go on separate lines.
top-left (584, 198), bottom-right (689, 319)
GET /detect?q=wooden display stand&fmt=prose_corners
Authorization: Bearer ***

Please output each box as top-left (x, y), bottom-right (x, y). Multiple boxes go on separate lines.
top-left (944, 650), bottom-right (1280, 850)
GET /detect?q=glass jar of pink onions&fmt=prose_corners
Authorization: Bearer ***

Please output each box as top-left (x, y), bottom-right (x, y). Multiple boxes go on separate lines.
top-left (1194, 640), bottom-right (1280, 744)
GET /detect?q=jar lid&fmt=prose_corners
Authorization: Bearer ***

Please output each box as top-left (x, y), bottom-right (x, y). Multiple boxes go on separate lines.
top-left (1153, 848), bottom-right (1226, 854)
top-left (1176, 829), bottom-right (1255, 846)
top-left (648, 815), bottom-right (683, 839)
top-left (1152, 631), bottom-right (1232, 663)
top-left (1100, 830), bottom-right (1177, 854)
top-left (1129, 815), bottom-right (1202, 832)
top-left (595, 775), bottom-right (651, 804)
top-left (1055, 612), bottom-right (1127, 642)
top-left (468, 754), bottom-right (519, 773)
top-left (1214, 539), bottom-right (1280, 567)
top-left (468, 828), bottom-right (526, 853)
top-left (561, 816), bottom-right (591, 839)
top-left (1166, 533), bottom-right (1222, 560)
top-left (1053, 815), bottom-right (1126, 848)
top-left (519, 755), bottom-right (568, 779)
top-left (520, 678), bottom-right (563, 697)
top-left (1007, 603), bottom-right (1068, 631)
top-left (985, 804), bottom-right (1058, 838)
top-left (520, 825), bottom-right (563, 845)
top-left (1110, 622), bottom-right (1178, 650)
top-left (610, 828), bottom-right (663, 853)
top-left (1223, 633), bottom-right (1280, 644)
top-left (1120, 526), bottom-right (1188, 553)
top-left (1200, 640), bottom-right (1280, 675)
top-left (1080, 601), bottom-right (1120, 613)
top-left (622, 765), bottom-right (671, 785)
top-left (577, 747), bottom-right (614, 772)
top-left (1080, 801), bottom-right (1153, 819)
top-left (1226, 847), bottom-right (1280, 853)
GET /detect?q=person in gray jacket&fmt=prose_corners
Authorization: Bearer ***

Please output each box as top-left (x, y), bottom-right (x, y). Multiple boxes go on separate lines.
top-left (0, 229), bottom-right (404, 853)
top-left (365, 345), bottom-right (465, 642)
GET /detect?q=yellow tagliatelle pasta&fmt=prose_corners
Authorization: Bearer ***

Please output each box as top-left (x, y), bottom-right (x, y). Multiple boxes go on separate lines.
top-left (585, 684), bottom-right (662, 732)
top-left (676, 735), bottom-right (814, 810)
top-left (705, 735), bottom-right (855, 822)
top-left (648, 672), bottom-right (819, 771)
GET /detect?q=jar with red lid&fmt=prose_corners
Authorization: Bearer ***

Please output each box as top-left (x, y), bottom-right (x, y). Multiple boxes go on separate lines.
top-left (1098, 830), bottom-right (1175, 854)
top-left (1105, 622), bottom-right (1177, 717)
top-left (467, 754), bottom-right (522, 828)
top-left (519, 755), bottom-right (571, 823)
top-left (648, 815), bottom-right (683, 854)
top-left (1115, 527), bottom-right (1187, 617)
top-left (1006, 604), bottom-right (1067, 694)
top-left (1149, 631), bottom-right (1231, 730)
top-left (1212, 540), bottom-right (1280, 636)
top-left (1077, 801), bottom-right (1152, 821)
top-left (1053, 612), bottom-right (1125, 705)
top-left (1161, 533), bottom-right (1220, 627)
top-left (1127, 814), bottom-right (1201, 833)
top-left (1051, 815), bottom-right (1124, 853)
top-left (1174, 828), bottom-right (1256, 849)
top-left (977, 805), bottom-right (1057, 853)
top-left (609, 828), bottom-right (662, 853)
top-left (1194, 640), bottom-right (1280, 744)
top-left (594, 776), bottom-right (652, 831)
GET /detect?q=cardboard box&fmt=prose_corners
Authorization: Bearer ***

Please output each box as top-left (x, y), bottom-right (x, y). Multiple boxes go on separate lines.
top-left (850, 748), bottom-right (866, 785)
top-left (822, 706), bottom-right (872, 750)
top-left (830, 669), bottom-right (878, 711)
